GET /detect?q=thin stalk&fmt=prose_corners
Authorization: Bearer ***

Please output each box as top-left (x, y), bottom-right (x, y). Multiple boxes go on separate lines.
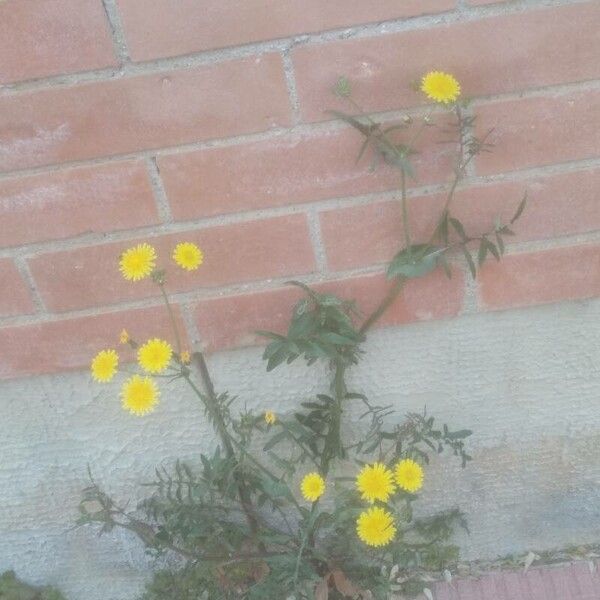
top-left (158, 283), bottom-right (182, 355)
top-left (400, 167), bottom-right (411, 252)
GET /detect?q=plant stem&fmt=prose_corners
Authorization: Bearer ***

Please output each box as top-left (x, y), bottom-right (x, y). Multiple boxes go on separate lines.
top-left (400, 166), bottom-right (411, 252)
top-left (158, 283), bottom-right (182, 355)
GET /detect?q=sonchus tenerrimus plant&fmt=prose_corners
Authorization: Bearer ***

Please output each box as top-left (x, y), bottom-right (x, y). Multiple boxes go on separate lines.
top-left (82, 72), bottom-right (526, 599)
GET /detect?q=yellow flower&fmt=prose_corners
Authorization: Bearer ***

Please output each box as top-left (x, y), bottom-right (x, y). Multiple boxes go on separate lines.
top-left (90, 349), bottom-right (118, 383)
top-left (421, 71), bottom-right (461, 104)
top-left (119, 329), bottom-right (130, 345)
top-left (173, 242), bottom-right (203, 271)
top-left (394, 459), bottom-right (424, 493)
top-left (356, 506), bottom-right (396, 547)
top-left (138, 338), bottom-right (173, 374)
top-left (356, 462), bottom-right (396, 504)
top-left (119, 243), bottom-right (156, 281)
top-left (301, 473), bottom-right (325, 502)
top-left (180, 350), bottom-right (191, 364)
top-left (264, 410), bottom-right (276, 425)
top-left (121, 375), bottom-right (159, 416)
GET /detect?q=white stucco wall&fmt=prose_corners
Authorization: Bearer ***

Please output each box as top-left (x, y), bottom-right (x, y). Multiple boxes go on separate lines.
top-left (1, 298), bottom-right (599, 599)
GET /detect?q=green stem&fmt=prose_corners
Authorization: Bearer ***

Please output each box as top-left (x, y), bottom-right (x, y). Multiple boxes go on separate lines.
top-left (400, 167), bottom-right (411, 252)
top-left (158, 283), bottom-right (182, 355)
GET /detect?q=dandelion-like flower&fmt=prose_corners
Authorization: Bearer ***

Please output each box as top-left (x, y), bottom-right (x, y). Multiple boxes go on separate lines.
top-left (119, 243), bottom-right (156, 281)
top-left (180, 350), bottom-right (191, 364)
top-left (356, 462), bottom-right (396, 504)
top-left (119, 329), bottom-right (130, 344)
top-left (356, 506), bottom-right (396, 547)
top-left (301, 472), bottom-right (325, 502)
top-left (264, 410), bottom-right (276, 425)
top-left (121, 375), bottom-right (159, 416)
top-left (421, 71), bottom-right (461, 104)
top-left (137, 338), bottom-right (173, 374)
top-left (90, 349), bottom-right (118, 383)
top-left (173, 242), bottom-right (203, 271)
top-left (394, 458), bottom-right (424, 493)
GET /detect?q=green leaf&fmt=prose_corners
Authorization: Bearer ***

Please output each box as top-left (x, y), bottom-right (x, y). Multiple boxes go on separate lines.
top-left (477, 239), bottom-right (488, 266)
top-left (510, 191), bottom-right (527, 224)
top-left (387, 245), bottom-right (445, 279)
top-left (333, 76), bottom-right (352, 98)
top-left (462, 247), bottom-right (476, 278)
top-left (449, 217), bottom-right (468, 242)
top-left (263, 431), bottom-right (287, 451)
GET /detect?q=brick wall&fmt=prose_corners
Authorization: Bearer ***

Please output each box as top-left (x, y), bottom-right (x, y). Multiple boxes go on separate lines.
top-left (1, 0), bottom-right (599, 381)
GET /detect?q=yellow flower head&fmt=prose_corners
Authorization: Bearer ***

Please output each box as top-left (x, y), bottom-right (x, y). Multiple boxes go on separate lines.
top-left (356, 462), bottom-right (396, 504)
top-left (121, 375), bottom-right (159, 416)
top-left (90, 349), bottom-right (118, 383)
top-left (138, 338), bottom-right (173, 374)
top-left (173, 242), bottom-right (203, 271)
top-left (264, 410), bottom-right (276, 425)
top-left (421, 71), bottom-right (461, 104)
top-left (119, 243), bottom-right (157, 281)
top-left (119, 329), bottom-right (130, 345)
top-left (301, 472), bottom-right (325, 502)
top-left (356, 506), bottom-right (396, 547)
top-left (180, 350), bottom-right (191, 364)
top-left (394, 458), bottom-right (424, 493)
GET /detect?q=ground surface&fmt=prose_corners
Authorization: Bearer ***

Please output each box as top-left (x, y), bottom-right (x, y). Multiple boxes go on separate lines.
top-left (428, 561), bottom-right (600, 599)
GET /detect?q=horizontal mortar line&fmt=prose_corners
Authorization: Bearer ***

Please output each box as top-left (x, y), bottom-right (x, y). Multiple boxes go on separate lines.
top-left (1, 73), bottom-right (599, 180)
top-left (1, 153), bottom-right (600, 259)
top-left (2, 226), bottom-right (600, 331)
top-left (0, 263), bottom-right (389, 330)
top-left (0, 0), bottom-right (589, 96)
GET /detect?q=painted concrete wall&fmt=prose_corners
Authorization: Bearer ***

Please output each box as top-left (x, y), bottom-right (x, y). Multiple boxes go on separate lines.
top-left (1, 297), bottom-right (599, 599)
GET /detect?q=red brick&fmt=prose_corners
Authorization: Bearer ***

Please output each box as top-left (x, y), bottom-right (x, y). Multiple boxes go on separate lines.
top-left (0, 161), bottom-right (158, 248)
top-left (475, 90), bottom-right (600, 175)
top-left (159, 119), bottom-right (454, 220)
top-left (29, 215), bottom-right (315, 313)
top-left (0, 0), bottom-right (116, 84)
top-left (194, 270), bottom-right (463, 352)
top-left (117, 0), bottom-right (455, 62)
top-left (478, 244), bottom-right (600, 310)
top-left (321, 167), bottom-right (600, 271)
top-left (0, 305), bottom-right (187, 380)
top-left (0, 55), bottom-right (290, 172)
top-left (0, 260), bottom-right (34, 317)
top-left (292, 2), bottom-right (600, 121)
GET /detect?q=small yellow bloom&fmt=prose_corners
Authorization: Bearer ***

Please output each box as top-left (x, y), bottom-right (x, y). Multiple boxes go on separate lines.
top-left (180, 350), bottom-right (191, 364)
top-left (301, 472), bottom-right (325, 502)
top-left (172, 242), bottom-right (203, 271)
top-left (264, 410), bottom-right (276, 425)
top-left (119, 329), bottom-right (130, 345)
top-left (138, 338), bottom-right (173, 374)
top-left (356, 462), bottom-right (396, 504)
top-left (119, 243), bottom-right (157, 281)
top-left (421, 71), bottom-right (461, 104)
top-left (394, 458), bottom-right (424, 493)
top-left (121, 375), bottom-right (159, 416)
top-left (90, 349), bottom-right (118, 383)
top-left (356, 506), bottom-right (396, 547)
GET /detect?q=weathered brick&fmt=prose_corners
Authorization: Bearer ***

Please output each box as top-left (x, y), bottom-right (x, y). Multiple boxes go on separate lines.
top-left (29, 215), bottom-right (316, 313)
top-left (117, 0), bottom-right (455, 62)
top-left (0, 260), bottom-right (35, 317)
top-left (293, 2), bottom-right (600, 121)
top-left (0, 161), bottom-right (158, 248)
top-left (0, 305), bottom-right (187, 379)
top-left (158, 119), bottom-right (454, 220)
top-left (194, 271), bottom-right (464, 352)
top-left (0, 0), bottom-right (116, 84)
top-left (478, 244), bottom-right (600, 311)
top-left (320, 167), bottom-right (600, 271)
top-left (0, 55), bottom-right (290, 172)
top-left (475, 90), bottom-right (600, 175)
